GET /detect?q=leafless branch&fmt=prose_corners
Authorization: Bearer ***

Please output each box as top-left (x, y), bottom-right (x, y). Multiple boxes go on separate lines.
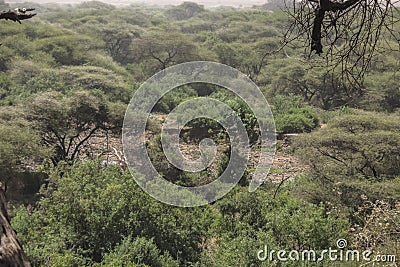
top-left (0, 8), bottom-right (36, 24)
top-left (283, 0), bottom-right (400, 86)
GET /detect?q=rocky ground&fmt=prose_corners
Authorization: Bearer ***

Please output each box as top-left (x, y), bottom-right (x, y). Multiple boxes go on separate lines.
top-left (84, 117), bottom-right (310, 184)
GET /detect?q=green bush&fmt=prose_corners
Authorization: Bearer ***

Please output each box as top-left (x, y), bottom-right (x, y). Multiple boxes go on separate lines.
top-left (206, 188), bottom-right (349, 266)
top-left (12, 161), bottom-right (213, 265)
top-left (270, 94), bottom-right (305, 116)
top-left (102, 237), bottom-right (179, 267)
top-left (275, 107), bottom-right (319, 133)
top-left (153, 85), bottom-right (198, 113)
top-left (46, 253), bottom-right (89, 267)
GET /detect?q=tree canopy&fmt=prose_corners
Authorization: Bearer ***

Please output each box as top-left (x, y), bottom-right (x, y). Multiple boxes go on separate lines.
top-left (0, 2), bottom-right (398, 266)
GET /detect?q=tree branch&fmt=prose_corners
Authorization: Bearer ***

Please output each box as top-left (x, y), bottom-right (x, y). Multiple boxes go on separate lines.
top-left (0, 8), bottom-right (36, 24)
top-left (70, 126), bottom-right (100, 162)
top-left (311, 0), bottom-right (364, 54)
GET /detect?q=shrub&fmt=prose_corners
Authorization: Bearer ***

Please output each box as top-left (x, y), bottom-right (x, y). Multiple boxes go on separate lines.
top-left (12, 161), bottom-right (214, 265)
top-left (275, 107), bottom-right (319, 133)
top-left (102, 237), bottom-right (179, 267)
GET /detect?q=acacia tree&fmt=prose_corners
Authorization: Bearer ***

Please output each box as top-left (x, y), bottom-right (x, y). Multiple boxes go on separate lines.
top-left (101, 24), bottom-right (141, 64)
top-left (132, 31), bottom-right (198, 72)
top-left (213, 40), bottom-right (277, 81)
top-left (27, 91), bottom-right (124, 165)
top-left (294, 111), bottom-right (400, 208)
top-left (269, 60), bottom-right (362, 109)
top-left (283, 0), bottom-right (399, 85)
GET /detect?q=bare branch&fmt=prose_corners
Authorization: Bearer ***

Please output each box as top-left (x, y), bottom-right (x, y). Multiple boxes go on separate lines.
top-left (283, 0), bottom-right (400, 86)
top-left (0, 8), bottom-right (36, 24)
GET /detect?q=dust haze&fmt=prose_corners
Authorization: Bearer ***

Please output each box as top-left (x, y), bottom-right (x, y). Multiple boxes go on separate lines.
top-left (6, 0), bottom-right (268, 7)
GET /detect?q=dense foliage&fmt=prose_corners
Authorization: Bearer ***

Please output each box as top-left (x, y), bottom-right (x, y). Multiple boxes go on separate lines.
top-left (0, 0), bottom-right (398, 266)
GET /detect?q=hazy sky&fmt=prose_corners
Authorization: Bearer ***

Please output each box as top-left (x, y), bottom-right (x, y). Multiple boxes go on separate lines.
top-left (6, 0), bottom-right (268, 7)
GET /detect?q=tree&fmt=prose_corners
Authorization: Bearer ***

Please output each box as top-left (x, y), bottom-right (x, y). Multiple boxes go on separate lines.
top-left (296, 111), bottom-right (400, 181)
top-left (165, 2), bottom-right (206, 20)
top-left (100, 24), bottom-right (141, 64)
top-left (27, 91), bottom-right (123, 164)
top-left (260, 0), bottom-right (287, 11)
top-left (268, 59), bottom-right (362, 109)
top-left (283, 0), bottom-right (399, 84)
top-left (132, 31), bottom-right (198, 72)
top-left (34, 34), bottom-right (102, 66)
top-left (213, 41), bottom-right (271, 81)
top-left (0, 124), bottom-right (49, 185)
top-left (360, 71), bottom-right (400, 112)
top-left (293, 111), bottom-right (400, 208)
top-left (57, 65), bottom-right (133, 103)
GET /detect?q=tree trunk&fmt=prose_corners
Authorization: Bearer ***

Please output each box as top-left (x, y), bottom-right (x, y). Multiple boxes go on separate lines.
top-left (0, 186), bottom-right (31, 267)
